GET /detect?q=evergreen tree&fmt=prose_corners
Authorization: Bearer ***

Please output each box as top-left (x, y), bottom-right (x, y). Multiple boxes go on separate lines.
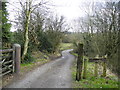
top-left (0, 1), bottom-right (2, 49)
top-left (2, 1), bottom-right (11, 48)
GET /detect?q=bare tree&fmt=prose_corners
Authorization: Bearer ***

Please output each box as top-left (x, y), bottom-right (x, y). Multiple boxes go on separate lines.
top-left (9, 0), bottom-right (49, 61)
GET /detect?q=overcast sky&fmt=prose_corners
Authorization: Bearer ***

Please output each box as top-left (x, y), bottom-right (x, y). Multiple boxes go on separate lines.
top-left (7, 0), bottom-right (118, 32)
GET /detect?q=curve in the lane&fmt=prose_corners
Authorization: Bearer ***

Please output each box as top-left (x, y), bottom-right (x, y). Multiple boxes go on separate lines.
top-left (5, 49), bottom-right (75, 88)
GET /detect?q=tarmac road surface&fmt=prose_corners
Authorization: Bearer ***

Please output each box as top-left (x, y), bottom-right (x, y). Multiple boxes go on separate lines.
top-left (5, 49), bottom-right (75, 88)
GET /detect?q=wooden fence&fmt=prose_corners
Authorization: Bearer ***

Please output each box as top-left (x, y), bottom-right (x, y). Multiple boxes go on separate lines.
top-left (76, 43), bottom-right (107, 81)
top-left (0, 44), bottom-right (21, 77)
top-left (89, 57), bottom-right (107, 77)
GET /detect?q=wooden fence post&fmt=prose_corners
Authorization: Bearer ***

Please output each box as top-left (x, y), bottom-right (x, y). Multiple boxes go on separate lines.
top-left (76, 43), bottom-right (83, 81)
top-left (83, 59), bottom-right (87, 79)
top-left (13, 44), bottom-right (21, 74)
top-left (102, 59), bottom-right (106, 77)
top-left (94, 61), bottom-right (98, 77)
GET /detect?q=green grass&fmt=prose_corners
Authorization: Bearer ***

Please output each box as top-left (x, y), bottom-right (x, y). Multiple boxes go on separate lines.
top-left (20, 43), bottom-right (71, 68)
top-left (21, 58), bottom-right (48, 66)
top-left (60, 43), bottom-right (73, 51)
top-left (72, 58), bottom-right (118, 88)
top-left (21, 58), bottom-right (49, 72)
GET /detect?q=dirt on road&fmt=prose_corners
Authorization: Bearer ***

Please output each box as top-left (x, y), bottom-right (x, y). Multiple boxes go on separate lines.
top-left (4, 49), bottom-right (75, 88)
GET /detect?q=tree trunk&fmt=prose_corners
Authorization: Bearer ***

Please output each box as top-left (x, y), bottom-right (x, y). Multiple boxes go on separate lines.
top-left (21, 3), bottom-right (31, 61)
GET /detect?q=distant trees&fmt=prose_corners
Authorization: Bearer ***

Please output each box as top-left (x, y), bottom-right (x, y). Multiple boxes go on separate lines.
top-left (43, 16), bottom-right (65, 53)
top-left (28, 8), bottom-right (66, 53)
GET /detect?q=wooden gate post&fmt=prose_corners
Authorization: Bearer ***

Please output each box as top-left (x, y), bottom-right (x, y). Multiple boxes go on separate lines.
top-left (102, 59), bottom-right (107, 77)
top-left (94, 61), bottom-right (98, 77)
top-left (76, 43), bottom-right (83, 81)
top-left (13, 44), bottom-right (21, 74)
top-left (83, 59), bottom-right (87, 79)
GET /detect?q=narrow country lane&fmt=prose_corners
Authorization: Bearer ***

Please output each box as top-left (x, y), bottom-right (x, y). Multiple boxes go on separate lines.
top-left (4, 49), bottom-right (75, 88)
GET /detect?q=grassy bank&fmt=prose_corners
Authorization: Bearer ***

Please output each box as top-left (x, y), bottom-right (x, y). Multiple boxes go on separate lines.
top-left (71, 52), bottom-right (118, 88)
top-left (60, 43), bottom-right (73, 51)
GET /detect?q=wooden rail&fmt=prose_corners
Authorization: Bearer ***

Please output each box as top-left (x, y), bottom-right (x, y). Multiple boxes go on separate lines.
top-left (0, 49), bottom-right (13, 53)
top-left (89, 58), bottom-right (106, 62)
top-left (76, 43), bottom-right (107, 81)
top-left (89, 57), bottom-right (107, 77)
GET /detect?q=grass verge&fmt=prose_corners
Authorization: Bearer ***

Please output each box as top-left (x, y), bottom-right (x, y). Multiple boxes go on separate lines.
top-left (60, 43), bottom-right (73, 51)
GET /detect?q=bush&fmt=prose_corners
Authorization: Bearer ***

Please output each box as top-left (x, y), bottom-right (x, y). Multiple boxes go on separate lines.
top-left (22, 52), bottom-right (35, 64)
